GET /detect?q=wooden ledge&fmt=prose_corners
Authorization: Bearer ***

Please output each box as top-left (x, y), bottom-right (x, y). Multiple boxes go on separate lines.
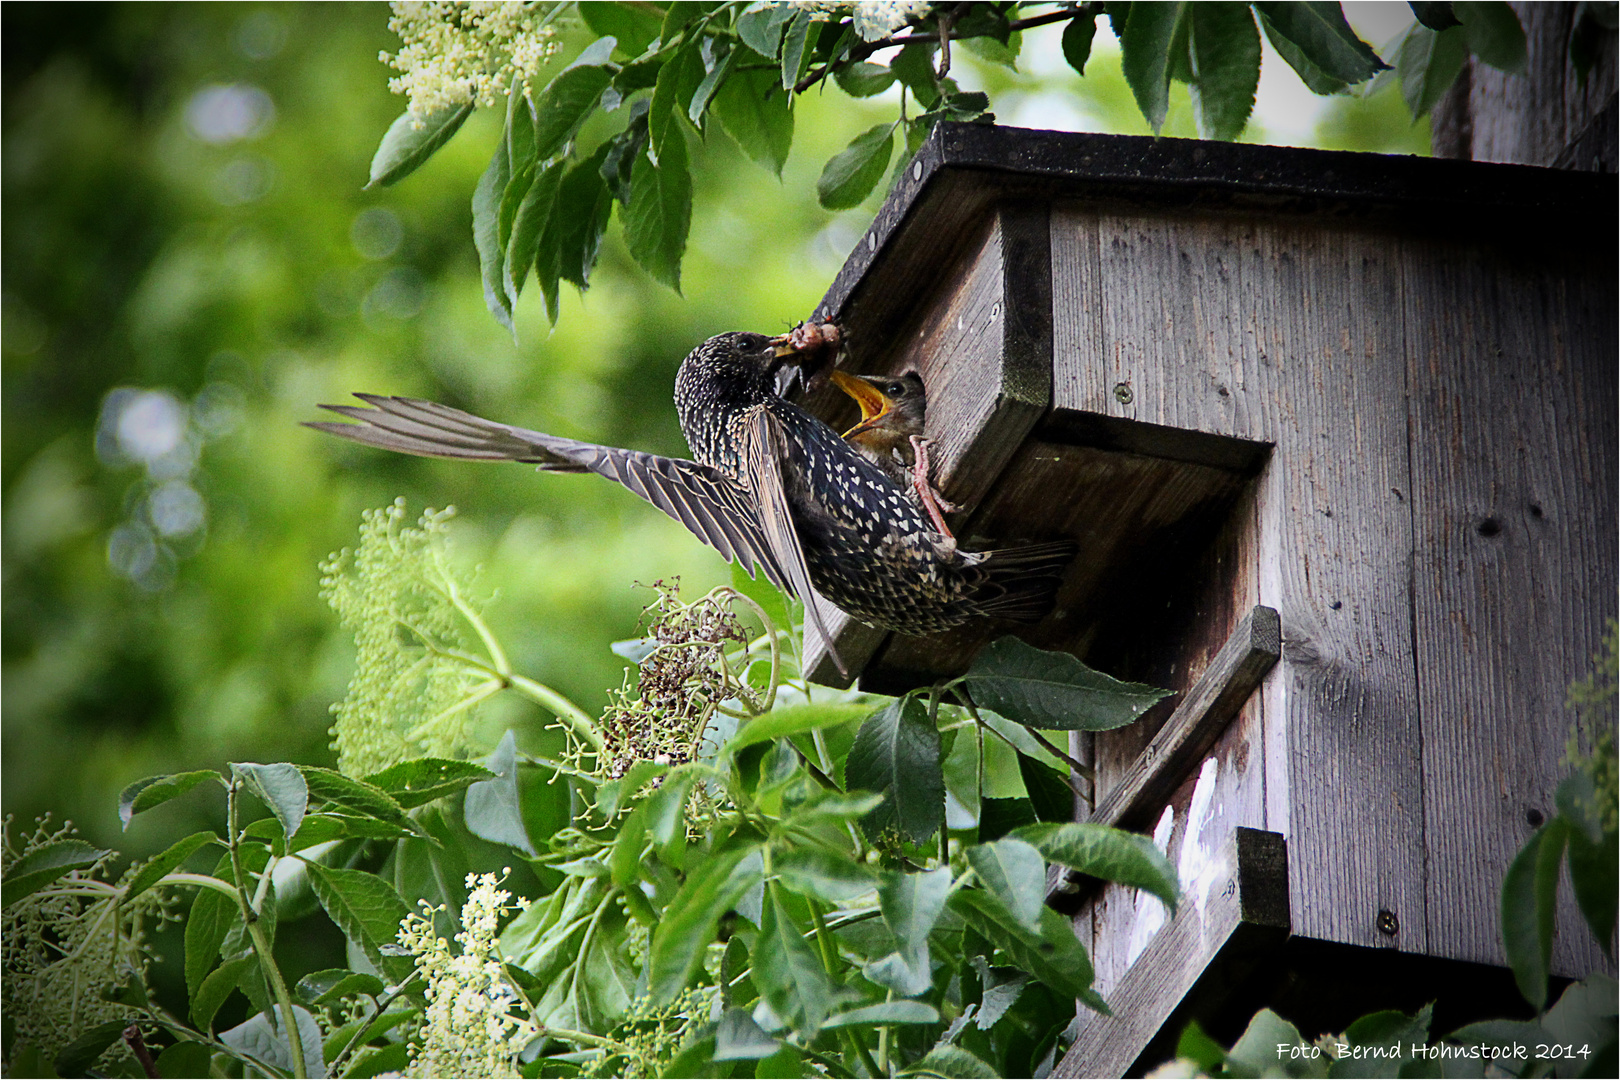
top-left (1053, 827), bottom-right (1290, 1079)
top-left (1046, 605), bottom-right (1280, 915)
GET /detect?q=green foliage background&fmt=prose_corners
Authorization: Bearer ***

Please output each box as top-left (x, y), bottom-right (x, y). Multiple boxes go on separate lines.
top-left (2, 1), bottom-right (1426, 987)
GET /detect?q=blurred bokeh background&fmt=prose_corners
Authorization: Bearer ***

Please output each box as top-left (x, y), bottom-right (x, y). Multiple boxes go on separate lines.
top-left (2, 3), bottom-right (1427, 868)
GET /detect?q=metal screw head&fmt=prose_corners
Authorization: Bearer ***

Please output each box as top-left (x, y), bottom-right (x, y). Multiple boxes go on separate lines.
top-left (1113, 382), bottom-right (1134, 405)
top-left (1376, 909), bottom-right (1399, 936)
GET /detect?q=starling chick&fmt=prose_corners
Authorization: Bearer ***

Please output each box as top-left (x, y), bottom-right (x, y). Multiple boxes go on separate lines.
top-left (829, 370), bottom-right (959, 542)
top-left (309, 328), bottom-right (1074, 675)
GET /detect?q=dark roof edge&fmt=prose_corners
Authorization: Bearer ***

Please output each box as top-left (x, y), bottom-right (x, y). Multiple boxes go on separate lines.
top-left (813, 122), bottom-right (1616, 325)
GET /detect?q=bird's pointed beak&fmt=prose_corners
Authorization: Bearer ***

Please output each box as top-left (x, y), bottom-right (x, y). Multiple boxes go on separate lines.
top-left (829, 370), bottom-right (895, 438)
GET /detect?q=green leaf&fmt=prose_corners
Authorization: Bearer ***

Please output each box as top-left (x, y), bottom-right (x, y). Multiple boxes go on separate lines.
top-left (867, 865), bottom-right (950, 996)
top-left (185, 867), bottom-right (240, 999)
top-left (1256, 8), bottom-right (1349, 93)
top-left (737, 3), bottom-right (797, 58)
top-left (1224, 1008), bottom-right (1309, 1076)
top-left (755, 882), bottom-right (837, 1037)
top-left (54, 1020), bottom-right (131, 1078)
top-left (659, 0), bottom-right (706, 45)
top-left (125, 831), bottom-right (218, 903)
top-left (845, 696), bottom-right (943, 846)
top-left (650, 40), bottom-right (703, 161)
top-left (155, 1040), bottom-right (214, 1080)
top-left (774, 848), bottom-right (876, 904)
top-left (553, 141), bottom-right (616, 292)
top-left (363, 758), bottom-right (496, 809)
top-left (906, 1044), bottom-right (1002, 1078)
top-left (1118, 1), bottom-right (1187, 131)
top-left (648, 845), bottom-right (764, 1004)
top-left (727, 701), bottom-right (875, 755)
top-left (465, 730), bottom-right (536, 855)
top-left (1187, 3), bottom-right (1261, 140)
top-left (780, 12), bottom-right (821, 90)
top-left (817, 123), bottom-right (895, 211)
top-left (979, 796), bottom-right (1038, 843)
top-left (534, 48), bottom-right (617, 161)
top-left (119, 769), bottom-right (218, 828)
top-left (296, 968), bottom-right (385, 1005)
top-left (1542, 975), bottom-right (1619, 1069)
top-left (1396, 24), bottom-right (1470, 119)
top-left (826, 1000), bottom-right (940, 1028)
top-left (715, 1007), bottom-right (780, 1061)
top-left (1409, 2), bottom-right (1462, 30)
top-left (579, 5), bottom-right (661, 56)
top-left (472, 138), bottom-right (514, 334)
top-left (596, 759), bottom-right (669, 819)
top-left (299, 766), bottom-right (419, 834)
top-left (1252, 2), bottom-right (1389, 84)
top-left (508, 158), bottom-right (565, 304)
top-left (890, 40), bottom-right (941, 107)
top-left (2, 839), bottom-right (112, 907)
top-left (966, 838), bottom-right (1046, 932)
top-left (1017, 751), bottom-right (1074, 824)
top-left (962, 34), bottom-right (1019, 70)
top-left (305, 863), bottom-right (414, 984)
top-left (507, 88), bottom-right (537, 178)
top-left (231, 762), bottom-right (308, 840)
top-left (1176, 1019), bottom-right (1229, 1073)
top-left (689, 41), bottom-right (739, 126)
top-left (623, 125), bottom-right (691, 290)
top-left (960, 637), bottom-right (1171, 732)
top-left (1333, 1005), bottom-right (1432, 1078)
top-left (365, 102), bottom-right (474, 189)
top-left (645, 771), bottom-right (693, 867)
top-left (191, 953), bottom-right (254, 1029)
top-left (1501, 819), bottom-right (1569, 1012)
top-left (713, 66), bottom-right (793, 175)
top-left (949, 889), bottom-right (1099, 1005)
top-left (1454, 1), bottom-right (1527, 73)
top-left (1566, 822), bottom-right (1618, 954)
top-left (1012, 822), bottom-right (1180, 912)
top-left (1062, 15), bottom-right (1098, 76)
top-left (835, 61), bottom-right (897, 97)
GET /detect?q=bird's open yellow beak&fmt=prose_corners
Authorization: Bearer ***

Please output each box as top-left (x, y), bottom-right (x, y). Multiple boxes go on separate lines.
top-left (829, 370), bottom-right (895, 438)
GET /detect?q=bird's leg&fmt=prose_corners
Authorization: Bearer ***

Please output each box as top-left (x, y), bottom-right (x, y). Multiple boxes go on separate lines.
top-left (909, 435), bottom-right (958, 540)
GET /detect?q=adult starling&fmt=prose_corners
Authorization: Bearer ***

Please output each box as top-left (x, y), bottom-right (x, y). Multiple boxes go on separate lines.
top-left (309, 329), bottom-right (1075, 675)
top-left (829, 370), bottom-right (958, 540)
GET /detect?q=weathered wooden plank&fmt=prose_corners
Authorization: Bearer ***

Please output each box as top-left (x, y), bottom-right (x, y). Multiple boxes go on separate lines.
top-left (1093, 606), bottom-right (1279, 831)
top-left (1055, 828), bottom-right (1290, 1079)
top-left (1403, 235), bottom-right (1617, 977)
top-left (1069, 209), bottom-right (1428, 955)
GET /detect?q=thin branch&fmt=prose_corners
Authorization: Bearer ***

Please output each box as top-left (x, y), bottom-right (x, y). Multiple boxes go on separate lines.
top-left (793, 3), bottom-right (1103, 94)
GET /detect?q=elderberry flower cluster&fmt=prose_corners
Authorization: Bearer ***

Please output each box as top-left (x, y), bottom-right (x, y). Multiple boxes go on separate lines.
top-left (788, 0), bottom-right (935, 41)
top-left (382, 1), bottom-right (564, 123)
top-left (399, 872), bottom-right (535, 1079)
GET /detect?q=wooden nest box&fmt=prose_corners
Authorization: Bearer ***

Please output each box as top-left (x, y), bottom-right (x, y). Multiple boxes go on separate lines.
top-left (796, 124), bottom-right (1617, 1075)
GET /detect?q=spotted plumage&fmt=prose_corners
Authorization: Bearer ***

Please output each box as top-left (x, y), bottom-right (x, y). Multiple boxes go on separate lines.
top-left (309, 330), bottom-right (1075, 673)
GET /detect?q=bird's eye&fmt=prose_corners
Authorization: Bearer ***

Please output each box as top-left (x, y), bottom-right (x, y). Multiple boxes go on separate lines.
top-left (888, 383), bottom-right (905, 395)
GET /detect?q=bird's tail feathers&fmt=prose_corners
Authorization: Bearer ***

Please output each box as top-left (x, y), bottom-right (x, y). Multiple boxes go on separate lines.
top-left (307, 394), bottom-right (588, 471)
top-left (970, 540), bottom-right (1077, 623)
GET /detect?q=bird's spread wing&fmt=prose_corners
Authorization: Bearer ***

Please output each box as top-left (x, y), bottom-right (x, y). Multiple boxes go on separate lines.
top-left (309, 395), bottom-right (793, 594)
top-left (742, 408), bottom-right (848, 676)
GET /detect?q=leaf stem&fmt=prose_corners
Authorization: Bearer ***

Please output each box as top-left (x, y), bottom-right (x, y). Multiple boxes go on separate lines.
top-left (509, 673), bottom-right (606, 754)
top-left (226, 779), bottom-right (308, 1079)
